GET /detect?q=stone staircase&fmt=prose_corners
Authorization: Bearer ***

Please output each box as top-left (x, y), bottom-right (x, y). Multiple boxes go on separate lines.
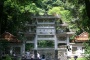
top-left (22, 59), bottom-right (41, 60)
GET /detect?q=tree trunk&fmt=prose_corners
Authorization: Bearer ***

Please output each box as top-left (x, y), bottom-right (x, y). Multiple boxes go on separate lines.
top-left (0, 0), bottom-right (8, 34)
top-left (0, 0), bottom-right (4, 34)
top-left (85, 0), bottom-right (90, 19)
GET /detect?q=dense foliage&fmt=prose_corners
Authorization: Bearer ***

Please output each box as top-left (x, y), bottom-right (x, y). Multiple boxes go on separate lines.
top-left (1, 0), bottom-right (89, 37)
top-left (1, 0), bottom-right (90, 59)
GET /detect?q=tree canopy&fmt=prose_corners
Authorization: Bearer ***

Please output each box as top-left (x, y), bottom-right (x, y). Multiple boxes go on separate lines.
top-left (1, 0), bottom-right (90, 59)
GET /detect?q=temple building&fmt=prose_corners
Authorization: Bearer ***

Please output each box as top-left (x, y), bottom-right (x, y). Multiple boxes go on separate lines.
top-left (70, 31), bottom-right (89, 57)
top-left (0, 32), bottom-right (23, 55)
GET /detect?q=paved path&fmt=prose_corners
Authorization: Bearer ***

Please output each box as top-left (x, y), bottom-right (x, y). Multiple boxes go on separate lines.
top-left (22, 59), bottom-right (41, 60)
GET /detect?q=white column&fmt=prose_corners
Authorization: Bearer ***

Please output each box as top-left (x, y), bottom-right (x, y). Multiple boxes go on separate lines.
top-left (54, 32), bottom-right (58, 60)
top-left (54, 35), bottom-right (58, 50)
top-left (34, 35), bottom-right (37, 50)
top-left (66, 35), bottom-right (70, 56)
top-left (34, 19), bottom-right (38, 50)
top-left (34, 24), bottom-right (38, 59)
top-left (21, 40), bottom-right (25, 55)
top-left (67, 35), bottom-right (69, 45)
top-left (10, 47), bottom-right (13, 55)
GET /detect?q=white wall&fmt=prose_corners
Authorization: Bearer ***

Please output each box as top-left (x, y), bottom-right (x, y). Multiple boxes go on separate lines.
top-left (69, 43), bottom-right (84, 57)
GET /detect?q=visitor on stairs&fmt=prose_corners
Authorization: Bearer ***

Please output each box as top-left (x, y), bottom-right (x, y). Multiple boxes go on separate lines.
top-left (26, 51), bottom-right (31, 59)
top-left (41, 55), bottom-right (46, 60)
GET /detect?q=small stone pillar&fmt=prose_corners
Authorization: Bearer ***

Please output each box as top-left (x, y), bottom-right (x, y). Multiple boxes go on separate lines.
top-left (55, 50), bottom-right (58, 60)
top-left (21, 40), bottom-right (25, 55)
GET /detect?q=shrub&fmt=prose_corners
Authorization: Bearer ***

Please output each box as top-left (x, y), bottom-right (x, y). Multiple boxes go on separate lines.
top-left (5, 54), bottom-right (12, 60)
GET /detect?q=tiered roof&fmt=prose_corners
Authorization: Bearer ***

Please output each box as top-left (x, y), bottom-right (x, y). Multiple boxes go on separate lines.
top-left (32, 14), bottom-right (61, 19)
top-left (0, 32), bottom-right (21, 43)
top-left (73, 32), bottom-right (89, 42)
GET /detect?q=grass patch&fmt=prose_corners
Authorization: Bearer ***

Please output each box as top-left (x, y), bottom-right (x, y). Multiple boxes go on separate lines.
top-left (69, 57), bottom-right (87, 60)
top-left (77, 58), bottom-right (87, 60)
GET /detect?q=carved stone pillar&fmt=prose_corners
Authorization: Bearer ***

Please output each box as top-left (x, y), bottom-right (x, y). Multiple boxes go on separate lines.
top-left (55, 50), bottom-right (58, 60)
top-left (34, 50), bottom-right (37, 59)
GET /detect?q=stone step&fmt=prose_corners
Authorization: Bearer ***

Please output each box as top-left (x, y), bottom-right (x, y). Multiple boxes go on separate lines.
top-left (22, 59), bottom-right (41, 60)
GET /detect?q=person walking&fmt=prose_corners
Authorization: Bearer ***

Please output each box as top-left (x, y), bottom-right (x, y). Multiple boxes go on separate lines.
top-left (74, 56), bottom-right (78, 60)
top-left (41, 55), bottom-right (46, 60)
top-left (26, 51), bottom-right (30, 59)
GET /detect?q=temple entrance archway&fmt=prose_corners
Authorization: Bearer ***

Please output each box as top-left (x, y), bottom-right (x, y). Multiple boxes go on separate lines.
top-left (24, 14), bottom-right (74, 60)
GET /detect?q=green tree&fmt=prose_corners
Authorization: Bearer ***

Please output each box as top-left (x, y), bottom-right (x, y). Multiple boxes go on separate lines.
top-left (1, 0), bottom-right (90, 57)
top-left (1, 0), bottom-right (40, 35)
top-left (66, 0), bottom-right (90, 60)
top-left (48, 7), bottom-right (72, 22)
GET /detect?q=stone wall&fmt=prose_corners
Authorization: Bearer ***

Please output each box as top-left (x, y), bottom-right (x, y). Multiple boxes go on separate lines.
top-left (38, 50), bottom-right (55, 60)
top-left (58, 50), bottom-right (67, 60)
top-left (38, 49), bottom-right (67, 60)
